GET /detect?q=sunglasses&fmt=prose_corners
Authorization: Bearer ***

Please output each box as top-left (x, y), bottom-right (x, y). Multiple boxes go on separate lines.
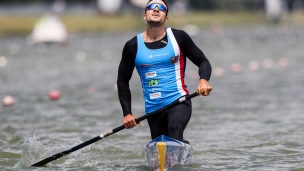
top-left (146, 3), bottom-right (167, 12)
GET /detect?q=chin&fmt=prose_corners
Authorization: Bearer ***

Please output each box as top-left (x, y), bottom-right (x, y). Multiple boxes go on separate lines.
top-left (148, 21), bottom-right (163, 26)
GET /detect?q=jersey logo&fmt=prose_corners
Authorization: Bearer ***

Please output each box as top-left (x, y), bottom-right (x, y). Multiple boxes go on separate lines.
top-left (150, 92), bottom-right (161, 99)
top-left (140, 64), bottom-right (152, 67)
top-left (148, 79), bottom-right (159, 86)
top-left (171, 55), bottom-right (180, 64)
top-left (148, 53), bottom-right (170, 59)
top-left (161, 40), bottom-right (168, 44)
top-left (145, 71), bottom-right (157, 78)
top-left (151, 88), bottom-right (161, 92)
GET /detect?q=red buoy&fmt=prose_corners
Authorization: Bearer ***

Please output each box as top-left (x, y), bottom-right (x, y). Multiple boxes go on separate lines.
top-left (49, 90), bottom-right (61, 100)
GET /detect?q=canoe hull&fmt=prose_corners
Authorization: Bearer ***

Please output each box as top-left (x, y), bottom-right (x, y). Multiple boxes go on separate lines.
top-left (144, 135), bottom-right (193, 171)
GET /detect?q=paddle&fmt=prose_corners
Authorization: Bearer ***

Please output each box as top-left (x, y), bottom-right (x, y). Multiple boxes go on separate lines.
top-left (31, 92), bottom-right (199, 167)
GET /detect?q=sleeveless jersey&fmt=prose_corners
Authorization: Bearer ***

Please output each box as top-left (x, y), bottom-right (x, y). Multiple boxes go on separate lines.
top-left (135, 28), bottom-right (189, 114)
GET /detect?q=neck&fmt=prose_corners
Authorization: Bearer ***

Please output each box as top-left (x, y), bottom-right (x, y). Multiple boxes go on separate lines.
top-left (144, 25), bottom-right (166, 42)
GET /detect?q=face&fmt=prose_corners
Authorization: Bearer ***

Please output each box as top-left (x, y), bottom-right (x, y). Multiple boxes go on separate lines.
top-left (144, 1), bottom-right (168, 26)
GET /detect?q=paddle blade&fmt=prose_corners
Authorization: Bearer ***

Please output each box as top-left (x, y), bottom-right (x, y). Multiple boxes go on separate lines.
top-left (31, 136), bottom-right (102, 167)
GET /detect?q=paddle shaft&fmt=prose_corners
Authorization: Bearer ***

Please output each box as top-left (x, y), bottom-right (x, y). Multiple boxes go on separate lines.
top-left (31, 92), bottom-right (198, 167)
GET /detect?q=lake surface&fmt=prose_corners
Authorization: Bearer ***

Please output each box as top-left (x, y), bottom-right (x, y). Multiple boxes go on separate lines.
top-left (0, 25), bottom-right (304, 171)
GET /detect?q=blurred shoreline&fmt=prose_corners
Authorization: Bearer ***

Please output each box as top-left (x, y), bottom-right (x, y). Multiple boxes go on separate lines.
top-left (0, 11), bottom-right (303, 36)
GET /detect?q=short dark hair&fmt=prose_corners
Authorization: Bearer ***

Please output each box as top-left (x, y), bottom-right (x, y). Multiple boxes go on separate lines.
top-left (145, 0), bottom-right (169, 16)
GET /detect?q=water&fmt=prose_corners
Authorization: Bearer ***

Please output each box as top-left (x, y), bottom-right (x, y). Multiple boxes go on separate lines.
top-left (0, 25), bottom-right (304, 171)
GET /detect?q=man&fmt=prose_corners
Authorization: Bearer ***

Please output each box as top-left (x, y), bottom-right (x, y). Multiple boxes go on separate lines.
top-left (117, 0), bottom-right (212, 143)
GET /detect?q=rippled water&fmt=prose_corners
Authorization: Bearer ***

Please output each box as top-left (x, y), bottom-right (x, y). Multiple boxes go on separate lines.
top-left (0, 25), bottom-right (304, 171)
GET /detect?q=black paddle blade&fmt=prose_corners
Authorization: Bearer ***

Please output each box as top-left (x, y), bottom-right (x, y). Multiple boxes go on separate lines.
top-left (31, 136), bottom-right (102, 167)
top-left (31, 154), bottom-right (65, 167)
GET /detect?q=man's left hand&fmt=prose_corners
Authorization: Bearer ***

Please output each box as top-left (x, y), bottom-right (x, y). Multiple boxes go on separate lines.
top-left (197, 79), bottom-right (212, 97)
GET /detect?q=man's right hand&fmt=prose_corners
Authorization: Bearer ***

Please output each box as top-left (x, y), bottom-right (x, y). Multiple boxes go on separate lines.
top-left (123, 114), bottom-right (141, 129)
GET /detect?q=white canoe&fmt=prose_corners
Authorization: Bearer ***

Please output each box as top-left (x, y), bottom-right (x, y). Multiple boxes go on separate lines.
top-left (27, 14), bottom-right (68, 45)
top-left (144, 135), bottom-right (193, 171)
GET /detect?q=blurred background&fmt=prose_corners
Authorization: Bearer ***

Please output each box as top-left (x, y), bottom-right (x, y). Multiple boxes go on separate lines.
top-left (1, 0), bottom-right (304, 170)
top-left (0, 0), bottom-right (303, 35)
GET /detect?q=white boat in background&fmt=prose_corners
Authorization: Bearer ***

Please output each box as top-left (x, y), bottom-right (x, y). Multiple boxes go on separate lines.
top-left (27, 14), bottom-right (68, 45)
top-left (144, 135), bottom-right (193, 171)
top-left (130, 0), bottom-right (147, 8)
top-left (97, 0), bottom-right (122, 14)
top-left (265, 0), bottom-right (285, 23)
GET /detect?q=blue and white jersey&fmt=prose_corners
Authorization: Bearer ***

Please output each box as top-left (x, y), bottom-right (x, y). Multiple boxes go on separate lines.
top-left (135, 28), bottom-right (189, 114)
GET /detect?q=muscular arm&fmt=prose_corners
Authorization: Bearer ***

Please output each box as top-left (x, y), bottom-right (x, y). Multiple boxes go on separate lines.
top-left (117, 37), bottom-right (137, 116)
top-left (172, 29), bottom-right (212, 81)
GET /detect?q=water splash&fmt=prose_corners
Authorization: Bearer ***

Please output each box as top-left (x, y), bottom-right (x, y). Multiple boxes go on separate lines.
top-left (14, 133), bottom-right (45, 168)
top-left (12, 133), bottom-right (154, 169)
top-left (13, 133), bottom-right (88, 168)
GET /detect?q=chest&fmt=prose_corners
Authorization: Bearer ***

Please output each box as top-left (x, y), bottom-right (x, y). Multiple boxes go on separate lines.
top-left (135, 44), bottom-right (180, 67)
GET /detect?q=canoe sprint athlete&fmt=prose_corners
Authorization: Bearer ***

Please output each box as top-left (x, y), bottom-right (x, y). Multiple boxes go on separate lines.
top-left (117, 0), bottom-right (212, 143)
